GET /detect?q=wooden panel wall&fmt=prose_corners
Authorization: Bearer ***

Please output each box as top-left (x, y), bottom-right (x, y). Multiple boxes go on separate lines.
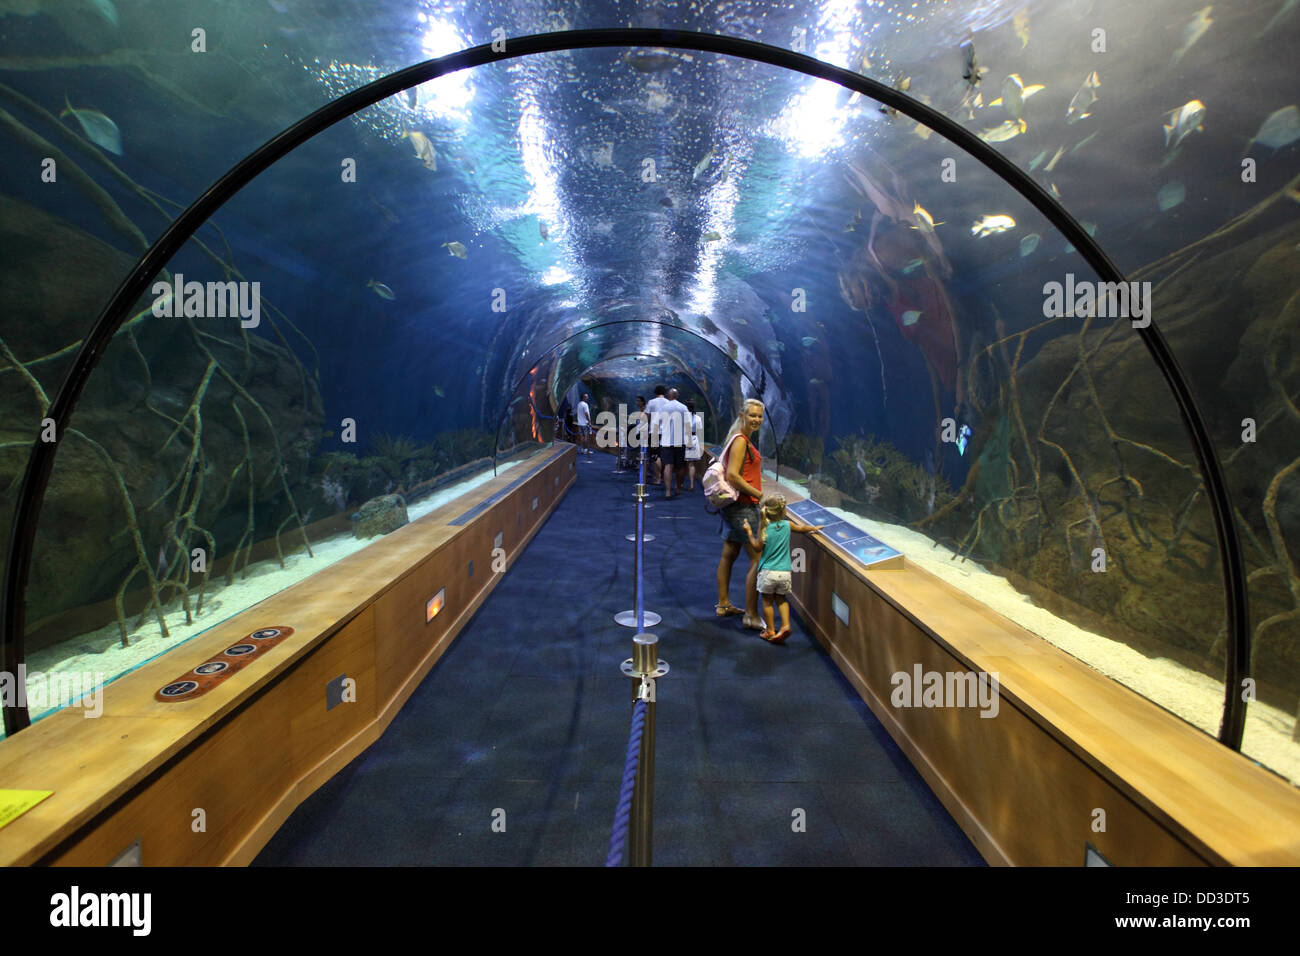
top-left (0, 448), bottom-right (575, 866)
top-left (785, 516), bottom-right (1300, 867)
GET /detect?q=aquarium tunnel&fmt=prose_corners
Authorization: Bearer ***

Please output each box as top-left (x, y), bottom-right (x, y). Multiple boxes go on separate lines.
top-left (0, 2), bottom-right (1298, 867)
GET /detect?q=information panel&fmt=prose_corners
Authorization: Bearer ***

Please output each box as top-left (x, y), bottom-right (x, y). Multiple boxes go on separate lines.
top-left (787, 499), bottom-right (903, 569)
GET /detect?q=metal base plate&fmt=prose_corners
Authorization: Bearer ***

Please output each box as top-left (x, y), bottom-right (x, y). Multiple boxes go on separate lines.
top-left (626, 533), bottom-right (656, 542)
top-left (614, 610), bottom-right (661, 628)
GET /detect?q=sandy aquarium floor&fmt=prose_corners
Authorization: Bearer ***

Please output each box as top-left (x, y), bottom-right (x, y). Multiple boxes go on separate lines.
top-left (766, 471), bottom-right (1300, 788)
top-left (20, 462), bottom-right (520, 726)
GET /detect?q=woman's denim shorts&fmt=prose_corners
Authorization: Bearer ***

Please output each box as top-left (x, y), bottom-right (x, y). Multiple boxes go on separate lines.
top-left (719, 501), bottom-right (760, 544)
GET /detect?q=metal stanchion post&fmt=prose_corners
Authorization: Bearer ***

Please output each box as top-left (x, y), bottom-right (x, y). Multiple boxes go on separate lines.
top-left (621, 631), bottom-right (668, 867)
top-left (615, 443), bottom-right (660, 627)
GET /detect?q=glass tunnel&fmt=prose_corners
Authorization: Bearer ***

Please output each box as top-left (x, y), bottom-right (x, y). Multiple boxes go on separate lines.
top-left (0, 0), bottom-right (1298, 870)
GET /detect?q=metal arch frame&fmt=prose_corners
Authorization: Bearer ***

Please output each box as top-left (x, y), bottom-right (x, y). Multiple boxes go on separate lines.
top-left (558, 352), bottom-right (723, 441)
top-left (489, 317), bottom-right (783, 475)
top-left (0, 28), bottom-right (1248, 746)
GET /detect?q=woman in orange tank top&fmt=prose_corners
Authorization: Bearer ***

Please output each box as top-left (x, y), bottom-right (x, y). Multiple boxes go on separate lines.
top-left (715, 399), bottom-right (766, 631)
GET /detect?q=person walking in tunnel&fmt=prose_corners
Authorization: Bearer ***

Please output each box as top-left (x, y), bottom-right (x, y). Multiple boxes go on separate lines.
top-left (715, 398), bottom-right (766, 630)
top-left (683, 399), bottom-right (704, 492)
top-left (645, 385), bottom-right (668, 484)
top-left (742, 494), bottom-right (824, 643)
top-left (659, 387), bottom-right (689, 498)
top-left (576, 393), bottom-right (593, 456)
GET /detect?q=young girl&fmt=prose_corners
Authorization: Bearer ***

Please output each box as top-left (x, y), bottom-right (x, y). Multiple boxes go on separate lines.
top-left (743, 494), bottom-right (824, 643)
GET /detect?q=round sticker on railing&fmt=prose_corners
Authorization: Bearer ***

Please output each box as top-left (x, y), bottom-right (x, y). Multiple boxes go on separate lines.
top-left (156, 625), bottom-right (294, 702)
top-left (159, 681), bottom-right (199, 698)
top-left (194, 661), bottom-right (228, 675)
top-left (224, 644), bottom-right (257, 656)
top-left (250, 628), bottom-right (283, 640)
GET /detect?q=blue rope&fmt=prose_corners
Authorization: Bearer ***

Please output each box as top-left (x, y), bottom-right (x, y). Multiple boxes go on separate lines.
top-left (605, 697), bottom-right (648, 867)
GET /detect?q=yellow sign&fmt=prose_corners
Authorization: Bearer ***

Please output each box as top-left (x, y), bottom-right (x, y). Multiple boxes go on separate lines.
top-left (0, 789), bottom-right (54, 830)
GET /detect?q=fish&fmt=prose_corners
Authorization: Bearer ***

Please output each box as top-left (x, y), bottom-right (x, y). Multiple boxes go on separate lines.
top-left (1163, 99), bottom-right (1206, 150)
top-left (1020, 233), bottom-right (1041, 256)
top-left (366, 279), bottom-right (394, 300)
top-left (1048, 182), bottom-right (1063, 200)
top-left (911, 201), bottom-right (943, 231)
top-left (1044, 144), bottom-right (1067, 171)
top-left (702, 230), bottom-right (722, 242)
top-left (1259, 0), bottom-right (1300, 36)
top-left (693, 149), bottom-right (714, 180)
top-left (809, 378), bottom-right (824, 385)
top-left (1001, 74), bottom-right (1025, 122)
top-left (1029, 149), bottom-right (1049, 170)
top-left (625, 49), bottom-right (685, 73)
top-left (1063, 222), bottom-right (1097, 254)
top-left (960, 39), bottom-right (988, 88)
top-left (878, 75), bottom-right (912, 118)
top-left (775, 341), bottom-right (786, 352)
top-left (87, 0), bottom-right (118, 27)
top-left (369, 196), bottom-right (399, 222)
top-left (404, 131), bottom-right (437, 170)
top-left (1246, 105), bottom-right (1300, 152)
top-left (1072, 130), bottom-right (1100, 153)
top-left (1067, 71), bottom-right (1101, 123)
top-left (971, 215), bottom-right (1016, 237)
top-left (645, 84), bottom-right (672, 112)
top-left (801, 336), bottom-right (818, 347)
top-left (902, 257), bottom-right (925, 275)
top-left (1013, 8), bottom-right (1030, 48)
top-left (433, 386), bottom-right (445, 397)
top-left (539, 221), bottom-right (549, 242)
top-left (1172, 6), bottom-right (1213, 64)
top-left (901, 310), bottom-right (922, 326)
top-left (442, 241), bottom-right (468, 258)
top-left (592, 142), bottom-right (614, 168)
top-left (59, 96), bottom-right (122, 155)
top-left (980, 119), bottom-right (1027, 142)
top-left (1157, 181), bottom-right (1186, 211)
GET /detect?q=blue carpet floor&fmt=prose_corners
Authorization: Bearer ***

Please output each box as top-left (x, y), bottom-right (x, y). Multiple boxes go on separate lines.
top-left (253, 451), bottom-right (985, 866)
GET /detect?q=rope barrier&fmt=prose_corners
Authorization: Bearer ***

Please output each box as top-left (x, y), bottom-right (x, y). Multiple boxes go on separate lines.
top-left (605, 697), bottom-right (647, 867)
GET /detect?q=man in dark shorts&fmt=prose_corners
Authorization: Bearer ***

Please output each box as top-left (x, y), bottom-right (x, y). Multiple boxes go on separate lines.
top-left (658, 387), bottom-right (689, 498)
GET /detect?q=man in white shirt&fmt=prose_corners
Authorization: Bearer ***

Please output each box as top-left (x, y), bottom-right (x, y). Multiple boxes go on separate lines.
top-left (576, 393), bottom-right (592, 456)
top-left (644, 385), bottom-right (668, 483)
top-left (657, 388), bottom-right (690, 498)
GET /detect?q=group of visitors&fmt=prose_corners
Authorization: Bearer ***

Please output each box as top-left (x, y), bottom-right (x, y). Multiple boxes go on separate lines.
top-left (572, 388), bottom-right (818, 644)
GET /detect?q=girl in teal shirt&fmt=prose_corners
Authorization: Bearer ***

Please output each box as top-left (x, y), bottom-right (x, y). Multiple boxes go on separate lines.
top-left (743, 494), bottom-right (823, 643)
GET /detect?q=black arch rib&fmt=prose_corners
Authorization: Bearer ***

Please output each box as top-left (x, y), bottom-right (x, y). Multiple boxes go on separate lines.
top-left (1, 28), bottom-right (1249, 747)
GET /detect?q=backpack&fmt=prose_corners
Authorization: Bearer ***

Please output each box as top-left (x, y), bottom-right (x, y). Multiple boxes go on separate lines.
top-left (703, 435), bottom-right (751, 512)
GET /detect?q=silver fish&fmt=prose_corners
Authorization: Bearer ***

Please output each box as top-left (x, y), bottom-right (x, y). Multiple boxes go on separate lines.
top-left (1020, 233), bottom-right (1041, 256)
top-left (693, 149), bottom-right (714, 180)
top-left (971, 214), bottom-right (1016, 237)
top-left (1163, 99), bottom-right (1206, 150)
top-left (1157, 181), bottom-right (1186, 211)
top-left (59, 96), bottom-right (122, 155)
top-left (366, 279), bottom-right (395, 300)
top-left (1067, 71), bottom-right (1101, 123)
top-left (1247, 105), bottom-right (1300, 151)
top-left (960, 39), bottom-right (988, 88)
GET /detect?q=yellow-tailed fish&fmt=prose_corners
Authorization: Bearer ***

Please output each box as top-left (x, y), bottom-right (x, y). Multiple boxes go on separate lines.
top-left (912, 201), bottom-right (943, 231)
top-left (980, 119), bottom-right (1027, 143)
top-left (1001, 74), bottom-right (1025, 122)
top-left (404, 130), bottom-right (437, 170)
top-left (1172, 6), bottom-right (1213, 64)
top-left (366, 279), bottom-right (395, 300)
top-left (693, 149), bottom-right (714, 180)
top-left (1163, 99), bottom-right (1206, 150)
top-left (1013, 8), bottom-right (1030, 49)
top-left (1067, 71), bottom-right (1101, 123)
top-left (971, 215), bottom-right (1016, 238)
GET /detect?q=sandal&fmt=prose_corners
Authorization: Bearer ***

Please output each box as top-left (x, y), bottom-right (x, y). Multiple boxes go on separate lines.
top-left (715, 602), bottom-right (744, 617)
top-left (759, 629), bottom-right (778, 641)
top-left (769, 626), bottom-right (793, 644)
top-left (742, 614), bottom-right (767, 631)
